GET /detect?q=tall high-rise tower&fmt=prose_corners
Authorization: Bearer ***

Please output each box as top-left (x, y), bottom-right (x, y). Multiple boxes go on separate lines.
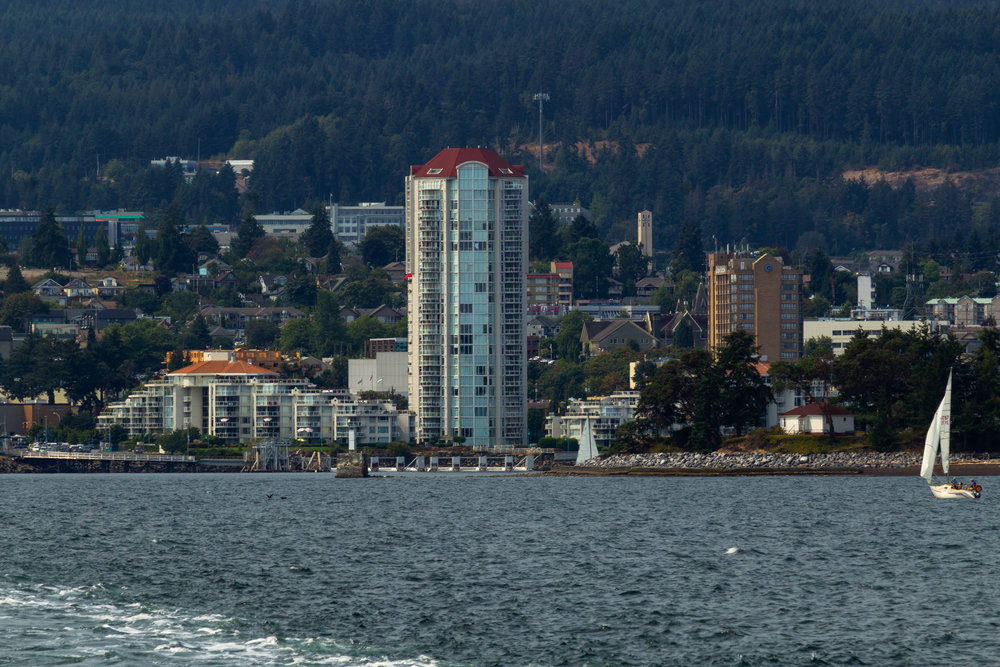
top-left (405, 148), bottom-right (527, 446)
top-left (637, 210), bottom-right (653, 257)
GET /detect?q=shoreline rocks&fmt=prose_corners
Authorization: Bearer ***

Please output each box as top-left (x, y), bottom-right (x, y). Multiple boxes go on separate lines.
top-left (562, 451), bottom-right (1000, 476)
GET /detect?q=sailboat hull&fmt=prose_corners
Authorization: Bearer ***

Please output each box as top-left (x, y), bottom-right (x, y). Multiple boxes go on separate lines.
top-left (929, 484), bottom-right (978, 499)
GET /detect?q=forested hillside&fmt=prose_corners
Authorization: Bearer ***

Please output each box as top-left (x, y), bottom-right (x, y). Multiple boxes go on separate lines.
top-left (5, 0), bottom-right (1000, 259)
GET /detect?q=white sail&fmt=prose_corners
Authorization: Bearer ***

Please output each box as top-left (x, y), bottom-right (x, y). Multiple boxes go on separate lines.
top-left (920, 370), bottom-right (952, 483)
top-left (575, 416), bottom-right (599, 464)
top-left (939, 370), bottom-right (952, 477)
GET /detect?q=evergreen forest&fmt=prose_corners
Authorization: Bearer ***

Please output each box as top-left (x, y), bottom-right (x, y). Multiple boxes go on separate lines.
top-left (5, 0), bottom-right (1000, 262)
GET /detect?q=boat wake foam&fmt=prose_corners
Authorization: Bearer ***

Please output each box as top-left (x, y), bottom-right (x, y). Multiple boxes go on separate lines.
top-left (0, 581), bottom-right (440, 665)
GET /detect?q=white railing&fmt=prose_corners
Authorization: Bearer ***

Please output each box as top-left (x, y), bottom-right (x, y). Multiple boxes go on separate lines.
top-left (16, 449), bottom-right (195, 463)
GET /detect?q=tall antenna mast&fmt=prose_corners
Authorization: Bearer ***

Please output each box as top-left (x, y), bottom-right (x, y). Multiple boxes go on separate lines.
top-left (533, 92), bottom-right (550, 173)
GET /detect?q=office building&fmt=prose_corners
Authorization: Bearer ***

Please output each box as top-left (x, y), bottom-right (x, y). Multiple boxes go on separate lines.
top-left (329, 202), bottom-right (405, 247)
top-left (803, 318), bottom-right (937, 356)
top-left (405, 147), bottom-right (527, 446)
top-left (256, 209), bottom-right (313, 239)
top-left (707, 251), bottom-right (803, 361)
top-left (546, 202), bottom-right (591, 226)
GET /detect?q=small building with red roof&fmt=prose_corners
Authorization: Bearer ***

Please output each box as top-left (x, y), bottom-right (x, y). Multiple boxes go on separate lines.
top-left (779, 402), bottom-right (854, 435)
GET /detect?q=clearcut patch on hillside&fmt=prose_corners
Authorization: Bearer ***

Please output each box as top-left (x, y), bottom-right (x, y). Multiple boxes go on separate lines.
top-left (843, 167), bottom-right (1000, 195)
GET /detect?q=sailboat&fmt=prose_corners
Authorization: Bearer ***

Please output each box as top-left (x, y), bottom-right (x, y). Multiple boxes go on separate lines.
top-left (575, 416), bottom-right (599, 465)
top-left (920, 370), bottom-right (980, 499)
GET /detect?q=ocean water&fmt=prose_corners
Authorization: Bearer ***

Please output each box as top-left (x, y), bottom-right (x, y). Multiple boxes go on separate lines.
top-left (0, 472), bottom-right (997, 666)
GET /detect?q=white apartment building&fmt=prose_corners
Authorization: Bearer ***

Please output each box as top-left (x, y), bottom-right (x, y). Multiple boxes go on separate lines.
top-left (405, 148), bottom-right (527, 446)
top-left (256, 209), bottom-right (313, 239)
top-left (348, 351), bottom-right (409, 396)
top-left (97, 352), bottom-right (413, 445)
top-left (803, 318), bottom-right (938, 355)
top-left (328, 202), bottom-right (405, 247)
top-left (545, 391), bottom-right (640, 450)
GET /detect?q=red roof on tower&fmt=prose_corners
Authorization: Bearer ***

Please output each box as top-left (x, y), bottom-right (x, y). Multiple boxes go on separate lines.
top-left (169, 360), bottom-right (277, 376)
top-left (410, 148), bottom-right (525, 179)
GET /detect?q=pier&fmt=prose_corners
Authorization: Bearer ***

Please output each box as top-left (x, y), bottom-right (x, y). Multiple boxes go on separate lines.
top-left (9, 448), bottom-right (199, 472)
top-left (368, 454), bottom-right (538, 473)
top-left (2, 448), bottom-right (551, 474)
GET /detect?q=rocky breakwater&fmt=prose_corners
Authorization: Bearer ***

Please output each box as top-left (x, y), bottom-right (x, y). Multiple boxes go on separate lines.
top-left (0, 456), bottom-right (39, 473)
top-left (554, 451), bottom-right (1000, 476)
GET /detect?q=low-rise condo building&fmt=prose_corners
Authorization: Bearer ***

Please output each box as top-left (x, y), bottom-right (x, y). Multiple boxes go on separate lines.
top-left (545, 391), bottom-right (640, 450)
top-left (97, 351), bottom-right (412, 445)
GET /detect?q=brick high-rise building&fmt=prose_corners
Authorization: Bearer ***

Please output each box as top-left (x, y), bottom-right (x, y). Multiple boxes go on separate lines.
top-left (405, 148), bottom-right (527, 446)
top-left (707, 251), bottom-right (803, 361)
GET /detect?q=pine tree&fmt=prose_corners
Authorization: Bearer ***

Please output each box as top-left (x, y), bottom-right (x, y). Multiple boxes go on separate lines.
top-left (96, 223), bottom-right (111, 267)
top-left (672, 218), bottom-right (705, 274)
top-left (31, 207), bottom-right (73, 269)
top-left (301, 205), bottom-right (333, 258)
top-left (186, 224), bottom-right (219, 255)
top-left (76, 224), bottom-right (88, 267)
top-left (528, 197), bottom-right (560, 260)
top-left (135, 222), bottom-right (151, 265)
top-left (3, 264), bottom-right (29, 295)
top-left (155, 202), bottom-right (194, 274)
top-left (231, 211), bottom-right (265, 259)
top-left (325, 239), bottom-right (342, 274)
top-left (184, 314), bottom-right (212, 349)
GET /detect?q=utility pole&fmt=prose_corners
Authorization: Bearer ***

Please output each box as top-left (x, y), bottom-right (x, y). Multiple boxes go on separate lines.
top-left (533, 92), bottom-right (550, 173)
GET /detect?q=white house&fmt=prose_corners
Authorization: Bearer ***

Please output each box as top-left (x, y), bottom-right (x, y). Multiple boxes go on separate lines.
top-left (779, 403), bottom-right (855, 435)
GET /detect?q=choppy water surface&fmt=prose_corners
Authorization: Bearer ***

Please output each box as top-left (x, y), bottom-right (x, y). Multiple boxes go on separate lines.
top-left (1, 473), bottom-right (996, 665)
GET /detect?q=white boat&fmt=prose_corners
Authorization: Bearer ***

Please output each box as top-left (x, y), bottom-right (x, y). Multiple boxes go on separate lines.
top-left (575, 416), bottom-right (599, 465)
top-left (920, 370), bottom-right (979, 499)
